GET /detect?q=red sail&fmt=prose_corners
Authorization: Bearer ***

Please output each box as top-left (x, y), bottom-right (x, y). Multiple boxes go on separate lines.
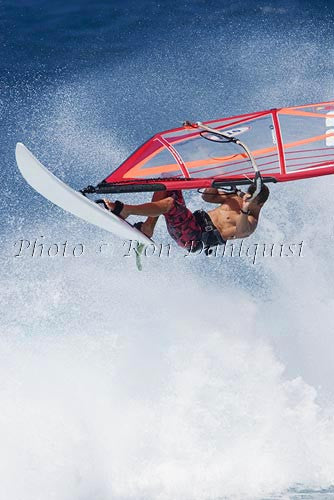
top-left (101, 101), bottom-right (334, 191)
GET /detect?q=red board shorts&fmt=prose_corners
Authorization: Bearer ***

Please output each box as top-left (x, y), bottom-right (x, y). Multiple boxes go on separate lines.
top-left (163, 190), bottom-right (203, 251)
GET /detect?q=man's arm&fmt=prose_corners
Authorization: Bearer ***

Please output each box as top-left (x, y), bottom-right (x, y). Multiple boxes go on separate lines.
top-left (235, 212), bottom-right (258, 238)
top-left (202, 188), bottom-right (238, 204)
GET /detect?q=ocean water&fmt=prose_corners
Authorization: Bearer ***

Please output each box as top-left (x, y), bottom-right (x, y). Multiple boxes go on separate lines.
top-left (1, 1), bottom-right (334, 499)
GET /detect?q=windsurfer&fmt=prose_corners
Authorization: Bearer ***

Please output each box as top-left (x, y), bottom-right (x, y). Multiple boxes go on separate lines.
top-left (102, 183), bottom-right (269, 253)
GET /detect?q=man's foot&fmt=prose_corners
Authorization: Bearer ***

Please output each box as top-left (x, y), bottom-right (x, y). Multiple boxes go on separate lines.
top-left (102, 199), bottom-right (128, 219)
top-left (133, 220), bottom-right (155, 238)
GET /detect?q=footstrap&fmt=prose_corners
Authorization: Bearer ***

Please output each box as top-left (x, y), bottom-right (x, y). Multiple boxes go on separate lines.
top-left (133, 221), bottom-right (144, 231)
top-left (95, 199), bottom-right (124, 216)
top-left (112, 200), bottom-right (124, 216)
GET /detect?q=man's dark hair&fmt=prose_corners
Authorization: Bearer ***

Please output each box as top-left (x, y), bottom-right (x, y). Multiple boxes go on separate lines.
top-left (247, 183), bottom-right (270, 204)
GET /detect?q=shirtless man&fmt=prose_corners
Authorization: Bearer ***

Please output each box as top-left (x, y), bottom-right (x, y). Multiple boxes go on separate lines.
top-left (103, 183), bottom-right (269, 253)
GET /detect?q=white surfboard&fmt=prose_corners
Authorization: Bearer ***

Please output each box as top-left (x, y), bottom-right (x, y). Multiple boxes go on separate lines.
top-left (15, 143), bottom-right (153, 245)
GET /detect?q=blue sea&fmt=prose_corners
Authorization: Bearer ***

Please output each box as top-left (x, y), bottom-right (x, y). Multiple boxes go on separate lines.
top-left (1, 1), bottom-right (334, 499)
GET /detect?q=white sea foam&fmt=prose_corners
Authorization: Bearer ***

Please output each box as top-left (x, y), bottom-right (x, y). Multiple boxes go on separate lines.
top-left (2, 200), bottom-right (334, 499)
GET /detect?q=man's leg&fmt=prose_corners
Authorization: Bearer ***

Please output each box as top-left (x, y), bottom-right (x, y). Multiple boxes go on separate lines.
top-left (135, 190), bottom-right (202, 247)
top-left (140, 191), bottom-right (170, 237)
top-left (103, 191), bottom-right (172, 238)
top-left (103, 193), bottom-right (173, 219)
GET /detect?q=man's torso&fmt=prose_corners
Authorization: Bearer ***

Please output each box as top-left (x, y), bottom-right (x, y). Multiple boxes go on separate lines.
top-left (208, 195), bottom-right (257, 240)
